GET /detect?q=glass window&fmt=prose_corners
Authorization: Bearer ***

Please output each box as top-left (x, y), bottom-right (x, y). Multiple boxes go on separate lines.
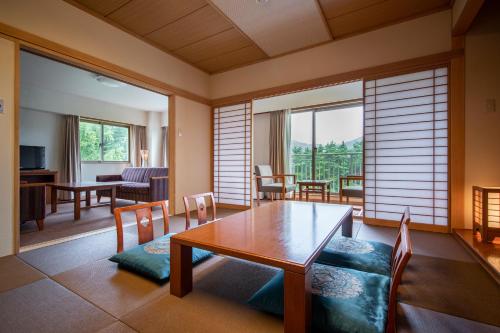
top-left (80, 120), bottom-right (129, 162)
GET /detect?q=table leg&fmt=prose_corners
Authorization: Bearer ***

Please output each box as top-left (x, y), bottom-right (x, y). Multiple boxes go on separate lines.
top-left (321, 184), bottom-right (325, 202)
top-left (299, 185), bottom-right (303, 201)
top-left (74, 191), bottom-right (81, 220)
top-left (284, 268), bottom-right (311, 333)
top-left (327, 184), bottom-right (331, 203)
top-left (110, 186), bottom-right (116, 214)
top-left (51, 187), bottom-right (57, 213)
top-left (170, 241), bottom-right (193, 297)
top-left (341, 211), bottom-right (353, 237)
top-left (306, 187), bottom-right (309, 202)
top-left (85, 191), bottom-right (91, 207)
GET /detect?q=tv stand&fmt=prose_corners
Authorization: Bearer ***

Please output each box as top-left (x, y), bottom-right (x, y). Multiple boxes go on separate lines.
top-left (20, 170), bottom-right (58, 204)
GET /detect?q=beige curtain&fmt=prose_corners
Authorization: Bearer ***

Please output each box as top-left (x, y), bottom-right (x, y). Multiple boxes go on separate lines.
top-left (62, 115), bottom-right (81, 199)
top-left (161, 126), bottom-right (168, 167)
top-left (130, 125), bottom-right (147, 167)
top-left (269, 109), bottom-right (291, 175)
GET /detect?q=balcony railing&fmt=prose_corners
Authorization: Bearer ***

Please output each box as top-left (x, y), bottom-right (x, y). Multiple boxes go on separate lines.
top-left (289, 152), bottom-right (362, 193)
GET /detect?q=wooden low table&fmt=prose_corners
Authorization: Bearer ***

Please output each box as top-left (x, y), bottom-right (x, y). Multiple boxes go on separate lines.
top-left (297, 180), bottom-right (332, 203)
top-left (170, 201), bottom-right (353, 333)
top-left (47, 181), bottom-right (131, 220)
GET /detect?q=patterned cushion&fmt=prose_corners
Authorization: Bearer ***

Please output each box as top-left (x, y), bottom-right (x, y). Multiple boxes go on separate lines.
top-left (316, 237), bottom-right (393, 276)
top-left (248, 263), bottom-right (390, 333)
top-left (109, 233), bottom-right (212, 281)
top-left (142, 167), bottom-right (168, 182)
top-left (121, 167), bottom-right (148, 183)
top-left (120, 183), bottom-right (150, 194)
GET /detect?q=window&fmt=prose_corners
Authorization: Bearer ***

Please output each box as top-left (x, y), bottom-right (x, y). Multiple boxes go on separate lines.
top-left (289, 103), bottom-right (363, 193)
top-left (80, 120), bottom-right (130, 162)
top-left (364, 67), bottom-right (448, 226)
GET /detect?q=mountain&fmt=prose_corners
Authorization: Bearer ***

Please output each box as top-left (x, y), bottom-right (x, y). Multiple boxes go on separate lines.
top-left (291, 137), bottom-right (362, 149)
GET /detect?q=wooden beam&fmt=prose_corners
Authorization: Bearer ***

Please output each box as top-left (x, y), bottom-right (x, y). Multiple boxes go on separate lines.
top-left (168, 96), bottom-right (176, 215)
top-left (452, 0), bottom-right (485, 36)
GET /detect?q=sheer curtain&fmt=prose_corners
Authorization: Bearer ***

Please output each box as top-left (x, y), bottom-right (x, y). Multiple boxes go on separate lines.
top-left (130, 125), bottom-right (147, 167)
top-left (161, 126), bottom-right (168, 167)
top-left (62, 115), bottom-right (81, 199)
top-left (269, 109), bottom-right (291, 175)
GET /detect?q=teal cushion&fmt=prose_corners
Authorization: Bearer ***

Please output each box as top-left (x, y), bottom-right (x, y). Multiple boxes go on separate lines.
top-left (109, 233), bottom-right (212, 281)
top-left (248, 263), bottom-right (390, 333)
top-left (317, 237), bottom-right (393, 276)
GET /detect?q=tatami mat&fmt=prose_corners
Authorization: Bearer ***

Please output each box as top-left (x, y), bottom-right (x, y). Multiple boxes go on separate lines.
top-left (0, 255), bottom-right (46, 293)
top-left (0, 279), bottom-right (115, 333)
top-left (357, 223), bottom-right (399, 245)
top-left (96, 322), bottom-right (137, 333)
top-left (121, 258), bottom-right (282, 333)
top-left (397, 303), bottom-right (500, 333)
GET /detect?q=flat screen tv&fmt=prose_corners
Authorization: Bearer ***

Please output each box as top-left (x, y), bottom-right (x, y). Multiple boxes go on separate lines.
top-left (20, 145), bottom-right (46, 170)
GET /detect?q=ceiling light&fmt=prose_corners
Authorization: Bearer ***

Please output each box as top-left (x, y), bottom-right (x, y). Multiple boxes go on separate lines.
top-left (256, 0), bottom-right (269, 4)
top-left (93, 74), bottom-right (127, 88)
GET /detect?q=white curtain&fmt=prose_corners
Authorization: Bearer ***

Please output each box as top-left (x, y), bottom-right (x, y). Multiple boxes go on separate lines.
top-left (130, 125), bottom-right (147, 167)
top-left (62, 115), bottom-right (81, 199)
top-left (161, 126), bottom-right (168, 167)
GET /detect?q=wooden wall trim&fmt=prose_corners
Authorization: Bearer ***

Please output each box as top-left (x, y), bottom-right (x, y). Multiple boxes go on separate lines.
top-left (13, 42), bottom-right (20, 254)
top-left (168, 96), bottom-right (176, 215)
top-left (0, 22), bottom-right (210, 105)
top-left (211, 49), bottom-right (464, 107)
top-left (452, 0), bottom-right (485, 36)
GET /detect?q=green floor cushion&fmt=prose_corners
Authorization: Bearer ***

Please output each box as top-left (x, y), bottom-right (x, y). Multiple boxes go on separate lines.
top-left (248, 263), bottom-right (390, 333)
top-left (316, 237), bottom-right (393, 276)
top-left (109, 233), bottom-right (212, 282)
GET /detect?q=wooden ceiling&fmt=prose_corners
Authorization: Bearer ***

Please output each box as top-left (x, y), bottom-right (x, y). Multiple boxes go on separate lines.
top-left (68, 0), bottom-right (452, 74)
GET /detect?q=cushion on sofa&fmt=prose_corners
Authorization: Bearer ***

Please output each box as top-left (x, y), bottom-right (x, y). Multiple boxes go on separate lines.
top-left (121, 168), bottom-right (147, 183)
top-left (142, 167), bottom-right (168, 182)
top-left (316, 237), bottom-right (393, 276)
top-left (248, 263), bottom-right (390, 333)
top-left (109, 233), bottom-right (212, 281)
top-left (119, 183), bottom-right (150, 195)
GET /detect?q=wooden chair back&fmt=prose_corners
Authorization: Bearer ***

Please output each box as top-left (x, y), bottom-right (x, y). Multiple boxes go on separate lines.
top-left (113, 201), bottom-right (170, 253)
top-left (391, 206), bottom-right (411, 259)
top-left (183, 192), bottom-right (217, 230)
top-left (386, 223), bottom-right (413, 333)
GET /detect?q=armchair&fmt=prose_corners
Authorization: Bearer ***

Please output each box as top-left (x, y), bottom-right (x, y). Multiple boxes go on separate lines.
top-left (339, 175), bottom-right (363, 203)
top-left (254, 165), bottom-right (297, 206)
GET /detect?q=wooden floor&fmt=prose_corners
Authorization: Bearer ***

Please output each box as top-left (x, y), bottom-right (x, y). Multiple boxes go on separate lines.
top-left (454, 229), bottom-right (500, 284)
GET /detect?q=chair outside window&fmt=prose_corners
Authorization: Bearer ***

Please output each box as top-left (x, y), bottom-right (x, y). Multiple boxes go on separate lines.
top-left (339, 175), bottom-right (363, 203)
top-left (254, 165), bottom-right (297, 206)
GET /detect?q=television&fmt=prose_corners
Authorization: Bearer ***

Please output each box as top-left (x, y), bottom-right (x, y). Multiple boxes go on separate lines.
top-left (20, 145), bottom-right (46, 170)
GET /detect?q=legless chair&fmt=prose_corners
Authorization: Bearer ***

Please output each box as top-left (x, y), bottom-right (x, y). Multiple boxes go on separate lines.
top-left (183, 192), bottom-right (217, 230)
top-left (113, 201), bottom-right (169, 253)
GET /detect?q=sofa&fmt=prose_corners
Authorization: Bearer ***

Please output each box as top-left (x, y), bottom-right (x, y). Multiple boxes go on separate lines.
top-left (96, 167), bottom-right (168, 203)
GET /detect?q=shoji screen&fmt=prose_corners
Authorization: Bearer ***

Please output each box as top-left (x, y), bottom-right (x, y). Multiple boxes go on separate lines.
top-left (364, 67), bottom-right (448, 226)
top-left (213, 103), bottom-right (252, 207)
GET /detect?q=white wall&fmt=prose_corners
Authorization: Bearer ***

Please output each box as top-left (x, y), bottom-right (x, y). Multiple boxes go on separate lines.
top-left (210, 10), bottom-right (452, 98)
top-left (0, 0), bottom-right (210, 98)
top-left (253, 113), bottom-right (270, 166)
top-left (20, 108), bottom-right (64, 172)
top-left (463, 1), bottom-right (500, 229)
top-left (147, 111), bottom-right (162, 167)
top-left (0, 37), bottom-right (15, 257)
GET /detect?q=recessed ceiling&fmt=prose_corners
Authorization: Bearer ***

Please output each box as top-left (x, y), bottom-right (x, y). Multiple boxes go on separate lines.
top-left (21, 51), bottom-right (168, 112)
top-left (67, 0), bottom-right (452, 74)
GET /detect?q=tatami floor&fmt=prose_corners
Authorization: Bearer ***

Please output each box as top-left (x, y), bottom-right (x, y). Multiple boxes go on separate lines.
top-left (2, 206), bottom-right (500, 333)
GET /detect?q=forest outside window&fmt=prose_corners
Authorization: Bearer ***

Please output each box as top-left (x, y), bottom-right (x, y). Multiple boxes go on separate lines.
top-left (80, 119), bottom-right (130, 162)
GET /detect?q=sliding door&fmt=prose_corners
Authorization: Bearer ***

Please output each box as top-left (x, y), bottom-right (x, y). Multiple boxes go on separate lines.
top-left (364, 67), bottom-right (449, 228)
top-left (213, 103), bottom-right (252, 208)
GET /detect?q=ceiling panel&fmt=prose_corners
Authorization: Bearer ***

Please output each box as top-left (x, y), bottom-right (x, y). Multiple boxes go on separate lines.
top-left (323, 0), bottom-right (450, 38)
top-left (210, 0), bottom-right (331, 56)
top-left (73, 0), bottom-right (130, 16)
top-left (174, 28), bottom-right (251, 64)
top-left (107, 0), bottom-right (206, 36)
top-left (146, 5), bottom-right (233, 51)
top-left (196, 45), bottom-right (267, 73)
top-left (319, 0), bottom-right (386, 19)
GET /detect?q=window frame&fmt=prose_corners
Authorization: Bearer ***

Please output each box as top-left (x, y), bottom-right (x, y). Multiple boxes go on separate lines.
top-left (79, 118), bottom-right (131, 164)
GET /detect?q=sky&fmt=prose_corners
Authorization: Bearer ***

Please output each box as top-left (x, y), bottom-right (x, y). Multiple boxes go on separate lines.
top-left (291, 106), bottom-right (363, 145)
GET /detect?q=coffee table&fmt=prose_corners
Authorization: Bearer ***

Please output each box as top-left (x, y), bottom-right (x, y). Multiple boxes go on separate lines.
top-left (170, 201), bottom-right (353, 333)
top-left (47, 181), bottom-right (131, 220)
top-left (297, 180), bottom-right (332, 202)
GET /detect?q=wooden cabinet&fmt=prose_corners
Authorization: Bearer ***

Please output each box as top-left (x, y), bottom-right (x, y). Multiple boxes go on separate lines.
top-left (20, 170), bottom-right (58, 204)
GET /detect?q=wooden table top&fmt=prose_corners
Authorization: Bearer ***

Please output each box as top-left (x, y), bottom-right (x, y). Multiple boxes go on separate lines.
top-left (172, 201), bottom-right (352, 273)
top-left (47, 181), bottom-right (132, 191)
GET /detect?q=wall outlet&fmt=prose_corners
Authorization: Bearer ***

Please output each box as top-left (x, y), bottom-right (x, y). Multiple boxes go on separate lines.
top-left (486, 99), bottom-right (496, 112)
top-left (0, 99), bottom-right (4, 113)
